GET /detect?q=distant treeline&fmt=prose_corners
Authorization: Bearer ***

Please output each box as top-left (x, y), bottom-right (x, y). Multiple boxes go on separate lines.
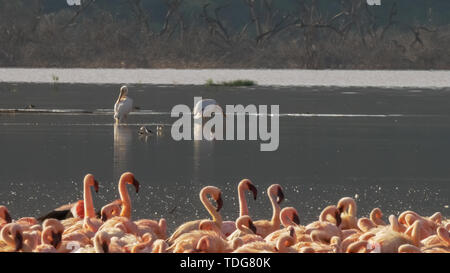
top-left (1, 0), bottom-right (449, 69)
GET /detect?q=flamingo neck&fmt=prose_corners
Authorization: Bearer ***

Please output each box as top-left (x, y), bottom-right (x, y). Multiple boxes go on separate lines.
top-left (200, 190), bottom-right (222, 228)
top-left (119, 180), bottom-right (132, 218)
top-left (238, 184), bottom-right (249, 217)
top-left (269, 192), bottom-right (281, 227)
top-left (319, 208), bottom-right (331, 222)
top-left (276, 236), bottom-right (292, 252)
top-left (41, 227), bottom-right (53, 245)
top-left (0, 226), bottom-right (16, 246)
top-left (236, 219), bottom-right (247, 233)
top-left (348, 203), bottom-right (357, 217)
top-left (83, 181), bottom-right (95, 218)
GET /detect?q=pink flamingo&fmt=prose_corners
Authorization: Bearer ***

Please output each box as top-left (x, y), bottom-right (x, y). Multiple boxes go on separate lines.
top-left (347, 215), bottom-right (423, 253)
top-left (34, 219), bottom-right (65, 252)
top-left (398, 210), bottom-right (440, 240)
top-left (222, 179), bottom-right (258, 237)
top-left (96, 172), bottom-right (141, 239)
top-left (167, 186), bottom-right (223, 244)
top-left (38, 174), bottom-right (100, 223)
top-left (227, 215), bottom-right (259, 242)
top-left (336, 197), bottom-right (358, 229)
top-left (265, 207), bottom-right (308, 243)
top-left (116, 172), bottom-right (140, 218)
top-left (370, 208), bottom-right (386, 226)
top-left (305, 205), bottom-right (342, 242)
top-left (134, 218), bottom-right (167, 240)
top-left (253, 184), bottom-right (284, 238)
top-left (0, 223), bottom-right (23, 251)
top-left (62, 174), bottom-right (101, 238)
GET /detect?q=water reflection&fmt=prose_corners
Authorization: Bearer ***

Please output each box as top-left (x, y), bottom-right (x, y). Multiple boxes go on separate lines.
top-left (113, 124), bottom-right (133, 182)
top-left (193, 123), bottom-right (214, 181)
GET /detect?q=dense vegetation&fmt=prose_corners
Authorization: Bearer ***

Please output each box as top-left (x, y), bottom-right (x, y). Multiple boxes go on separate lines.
top-left (1, 0), bottom-right (449, 69)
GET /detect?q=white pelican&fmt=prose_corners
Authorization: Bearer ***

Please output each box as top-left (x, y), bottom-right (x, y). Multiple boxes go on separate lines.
top-left (193, 99), bottom-right (223, 119)
top-left (114, 85), bottom-right (134, 124)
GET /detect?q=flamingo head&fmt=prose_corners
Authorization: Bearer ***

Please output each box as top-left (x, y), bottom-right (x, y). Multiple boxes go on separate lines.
top-left (4, 224), bottom-right (24, 251)
top-left (0, 206), bottom-right (12, 223)
top-left (280, 207), bottom-right (300, 226)
top-left (42, 219), bottom-right (64, 249)
top-left (337, 197), bottom-right (357, 216)
top-left (199, 186), bottom-right (223, 212)
top-left (100, 203), bottom-right (121, 222)
top-left (84, 174), bottom-right (99, 193)
top-left (120, 172), bottom-right (140, 193)
top-left (248, 218), bottom-right (257, 234)
top-left (243, 179), bottom-right (258, 200)
top-left (269, 184), bottom-right (284, 204)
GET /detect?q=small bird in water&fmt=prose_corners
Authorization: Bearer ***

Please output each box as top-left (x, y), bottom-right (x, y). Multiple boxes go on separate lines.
top-left (138, 126), bottom-right (153, 136)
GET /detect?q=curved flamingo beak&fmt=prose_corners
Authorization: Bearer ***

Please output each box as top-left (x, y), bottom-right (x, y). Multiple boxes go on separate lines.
top-left (216, 194), bottom-right (223, 212)
top-left (4, 210), bottom-right (12, 223)
top-left (101, 212), bottom-right (108, 222)
top-left (249, 220), bottom-right (257, 234)
top-left (94, 180), bottom-right (99, 193)
top-left (289, 226), bottom-right (295, 237)
top-left (292, 212), bottom-right (300, 225)
top-left (51, 231), bottom-right (62, 249)
top-left (14, 232), bottom-right (23, 251)
top-left (337, 204), bottom-right (344, 214)
top-left (132, 178), bottom-right (140, 193)
top-left (335, 210), bottom-right (342, 227)
top-left (276, 187), bottom-right (284, 204)
top-left (248, 183), bottom-right (258, 200)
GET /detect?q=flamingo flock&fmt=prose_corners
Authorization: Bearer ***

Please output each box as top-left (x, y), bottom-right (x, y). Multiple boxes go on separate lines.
top-left (0, 173), bottom-right (449, 253)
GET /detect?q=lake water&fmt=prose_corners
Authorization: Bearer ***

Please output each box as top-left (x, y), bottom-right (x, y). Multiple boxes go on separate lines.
top-left (0, 82), bottom-right (449, 231)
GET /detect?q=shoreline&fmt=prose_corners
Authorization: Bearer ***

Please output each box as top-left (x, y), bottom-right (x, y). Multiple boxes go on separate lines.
top-left (1, 68), bottom-right (450, 88)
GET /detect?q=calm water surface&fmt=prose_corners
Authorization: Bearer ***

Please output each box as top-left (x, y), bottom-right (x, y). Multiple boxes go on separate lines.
top-left (0, 83), bottom-right (449, 231)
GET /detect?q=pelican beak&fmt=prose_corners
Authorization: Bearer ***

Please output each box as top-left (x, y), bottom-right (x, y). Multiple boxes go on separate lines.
top-left (102, 241), bottom-right (109, 253)
top-left (101, 212), bottom-right (108, 222)
top-left (94, 180), bottom-right (99, 193)
top-left (293, 213), bottom-right (300, 225)
top-left (4, 210), bottom-right (12, 223)
top-left (51, 231), bottom-right (62, 249)
top-left (14, 232), bottom-right (23, 251)
top-left (249, 220), bottom-right (257, 234)
top-left (276, 187), bottom-right (285, 204)
top-left (216, 194), bottom-right (223, 212)
top-left (132, 178), bottom-right (140, 193)
top-left (248, 183), bottom-right (258, 200)
top-left (335, 210), bottom-right (342, 227)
